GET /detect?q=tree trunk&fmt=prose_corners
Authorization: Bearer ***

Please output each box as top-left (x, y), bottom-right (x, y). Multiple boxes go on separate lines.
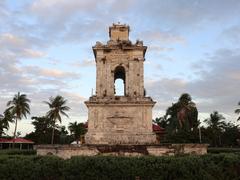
top-left (51, 125), bottom-right (55, 145)
top-left (219, 135), bottom-right (221, 146)
top-left (13, 117), bottom-right (18, 148)
top-left (75, 135), bottom-right (79, 144)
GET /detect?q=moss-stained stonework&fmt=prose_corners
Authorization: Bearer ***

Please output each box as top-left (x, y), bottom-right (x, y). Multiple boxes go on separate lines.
top-left (85, 24), bottom-right (156, 144)
top-left (36, 144), bottom-right (209, 159)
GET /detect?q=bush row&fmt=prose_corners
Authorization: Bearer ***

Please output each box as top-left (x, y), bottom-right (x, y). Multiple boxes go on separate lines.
top-left (0, 149), bottom-right (36, 155)
top-left (0, 153), bottom-right (240, 180)
top-left (208, 147), bottom-right (240, 154)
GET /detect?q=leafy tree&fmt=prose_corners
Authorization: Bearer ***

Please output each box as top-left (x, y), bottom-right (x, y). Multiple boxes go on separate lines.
top-left (68, 121), bottom-right (87, 144)
top-left (158, 93), bottom-right (199, 143)
top-left (221, 122), bottom-right (239, 146)
top-left (165, 93), bottom-right (198, 131)
top-left (153, 117), bottom-right (169, 129)
top-left (177, 93), bottom-right (198, 129)
top-left (25, 116), bottom-right (70, 144)
top-left (6, 92), bottom-right (30, 140)
top-left (235, 101), bottom-right (240, 121)
top-left (157, 96), bottom-right (239, 146)
top-left (59, 126), bottom-right (69, 144)
top-left (204, 111), bottom-right (226, 146)
top-left (0, 109), bottom-right (14, 136)
top-left (44, 95), bottom-right (70, 144)
top-left (32, 116), bottom-right (54, 131)
top-left (26, 116), bottom-right (54, 144)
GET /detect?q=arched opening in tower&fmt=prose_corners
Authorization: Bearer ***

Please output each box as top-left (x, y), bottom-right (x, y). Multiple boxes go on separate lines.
top-left (114, 66), bottom-right (126, 96)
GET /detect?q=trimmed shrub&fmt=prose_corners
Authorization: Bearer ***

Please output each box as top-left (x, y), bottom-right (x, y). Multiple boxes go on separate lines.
top-left (0, 155), bottom-right (63, 180)
top-left (0, 154), bottom-right (240, 180)
top-left (208, 147), bottom-right (240, 154)
top-left (0, 149), bottom-right (36, 155)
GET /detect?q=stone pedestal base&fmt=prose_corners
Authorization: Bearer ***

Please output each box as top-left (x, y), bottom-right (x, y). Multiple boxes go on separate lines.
top-left (85, 96), bottom-right (156, 145)
top-left (85, 132), bottom-right (157, 145)
top-left (35, 144), bottom-right (209, 159)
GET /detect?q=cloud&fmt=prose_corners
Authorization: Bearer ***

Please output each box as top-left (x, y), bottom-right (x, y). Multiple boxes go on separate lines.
top-left (2, 0), bottom-right (240, 50)
top-left (2, 89), bottom-right (88, 136)
top-left (70, 59), bottom-right (95, 68)
top-left (1, 0), bottom-right (240, 134)
top-left (0, 1), bottom-right (8, 20)
top-left (31, 0), bottom-right (101, 18)
top-left (148, 48), bottom-right (240, 120)
top-left (38, 68), bottom-right (79, 79)
top-left (28, 0), bottom-right (109, 43)
top-left (27, 90), bottom-right (87, 118)
top-left (188, 48), bottom-right (240, 111)
top-left (0, 56), bottom-right (86, 135)
top-left (148, 46), bottom-right (174, 52)
top-left (0, 60), bottom-right (80, 103)
top-left (0, 57), bottom-right (37, 94)
top-left (40, 69), bottom-right (68, 78)
top-left (140, 0), bottom-right (240, 28)
top-left (140, 30), bottom-right (185, 44)
top-left (221, 25), bottom-right (240, 44)
top-left (0, 33), bottom-right (26, 47)
top-left (22, 49), bottom-right (45, 58)
top-left (0, 33), bottom-right (46, 59)
top-left (146, 77), bottom-right (187, 102)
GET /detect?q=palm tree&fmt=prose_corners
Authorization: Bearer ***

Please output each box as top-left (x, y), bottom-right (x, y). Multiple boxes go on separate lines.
top-left (234, 101), bottom-right (240, 121)
top-left (68, 121), bottom-right (87, 144)
top-left (6, 92), bottom-right (30, 140)
top-left (179, 93), bottom-right (192, 105)
top-left (44, 95), bottom-right (70, 144)
top-left (178, 93), bottom-right (198, 129)
top-left (204, 111), bottom-right (226, 146)
top-left (0, 109), bottom-right (15, 137)
top-left (165, 93), bottom-right (198, 130)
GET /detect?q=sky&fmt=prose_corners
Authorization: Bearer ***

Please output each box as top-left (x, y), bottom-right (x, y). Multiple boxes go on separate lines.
top-left (0, 0), bottom-right (240, 136)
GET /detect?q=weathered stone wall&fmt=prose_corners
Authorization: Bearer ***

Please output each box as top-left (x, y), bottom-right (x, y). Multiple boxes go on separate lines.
top-left (86, 24), bottom-right (156, 145)
top-left (95, 49), bottom-right (145, 97)
top-left (35, 144), bottom-right (209, 159)
top-left (36, 145), bottom-right (98, 159)
top-left (109, 24), bottom-right (129, 41)
top-left (85, 99), bottom-right (156, 144)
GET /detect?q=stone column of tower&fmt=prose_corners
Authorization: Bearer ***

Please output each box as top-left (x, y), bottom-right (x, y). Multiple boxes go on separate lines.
top-left (85, 23), bottom-right (156, 144)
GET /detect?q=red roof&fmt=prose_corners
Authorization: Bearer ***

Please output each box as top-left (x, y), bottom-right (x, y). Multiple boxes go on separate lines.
top-left (0, 138), bottom-right (8, 143)
top-left (0, 138), bottom-right (34, 144)
top-left (84, 122), bottom-right (88, 129)
top-left (152, 124), bottom-right (165, 133)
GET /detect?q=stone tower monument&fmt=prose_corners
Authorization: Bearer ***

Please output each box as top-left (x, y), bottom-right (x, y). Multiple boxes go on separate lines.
top-left (85, 23), bottom-right (156, 144)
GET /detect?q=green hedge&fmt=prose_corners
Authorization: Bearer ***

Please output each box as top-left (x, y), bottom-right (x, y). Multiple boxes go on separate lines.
top-left (0, 155), bottom-right (63, 180)
top-left (0, 149), bottom-right (36, 155)
top-left (0, 154), bottom-right (240, 180)
top-left (208, 147), bottom-right (240, 154)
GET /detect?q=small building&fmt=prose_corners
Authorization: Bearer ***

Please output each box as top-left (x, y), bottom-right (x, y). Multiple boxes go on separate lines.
top-left (152, 124), bottom-right (165, 143)
top-left (0, 138), bottom-right (34, 150)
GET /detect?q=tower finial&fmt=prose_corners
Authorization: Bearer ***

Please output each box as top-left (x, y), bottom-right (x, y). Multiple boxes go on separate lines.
top-left (109, 23), bottom-right (130, 41)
